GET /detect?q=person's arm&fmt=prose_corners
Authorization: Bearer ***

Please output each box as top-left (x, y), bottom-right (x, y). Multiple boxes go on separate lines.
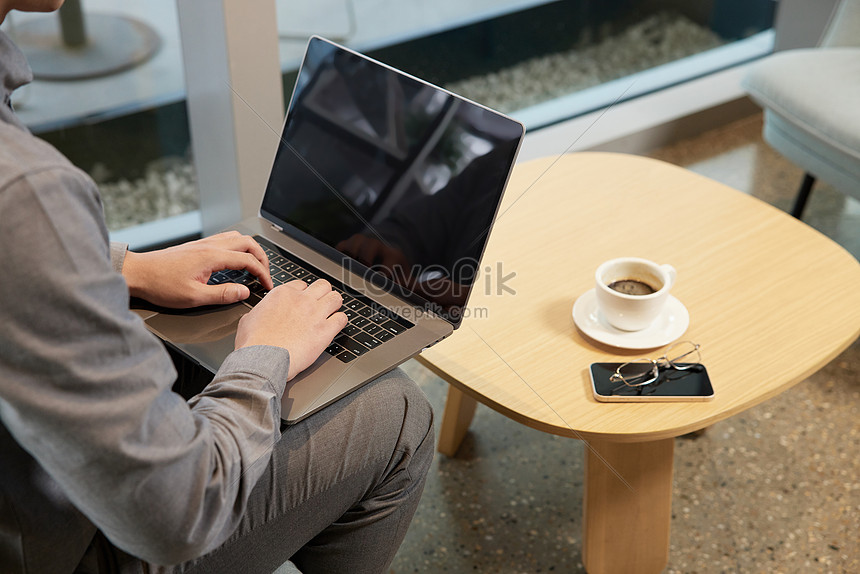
top-left (0, 164), bottom-right (341, 564)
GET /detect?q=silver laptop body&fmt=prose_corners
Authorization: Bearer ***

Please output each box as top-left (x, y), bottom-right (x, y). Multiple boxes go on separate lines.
top-left (135, 36), bottom-right (524, 424)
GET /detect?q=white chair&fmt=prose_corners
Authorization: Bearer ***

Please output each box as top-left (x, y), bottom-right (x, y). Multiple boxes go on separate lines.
top-left (742, 0), bottom-right (860, 218)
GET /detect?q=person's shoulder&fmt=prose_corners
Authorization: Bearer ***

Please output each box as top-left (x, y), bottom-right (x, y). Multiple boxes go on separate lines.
top-left (0, 120), bottom-right (87, 192)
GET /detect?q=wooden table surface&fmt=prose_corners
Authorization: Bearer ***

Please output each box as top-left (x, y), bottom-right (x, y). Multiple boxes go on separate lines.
top-left (419, 151), bottom-right (860, 442)
top-left (416, 152), bottom-right (860, 574)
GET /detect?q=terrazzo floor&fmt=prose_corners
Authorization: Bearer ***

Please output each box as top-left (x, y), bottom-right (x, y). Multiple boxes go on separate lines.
top-left (388, 114), bottom-right (860, 574)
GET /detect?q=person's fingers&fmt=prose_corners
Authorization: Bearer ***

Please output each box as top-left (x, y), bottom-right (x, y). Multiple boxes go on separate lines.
top-left (207, 232), bottom-right (273, 289)
top-left (283, 280), bottom-right (308, 291)
top-left (307, 281), bottom-right (346, 315)
top-left (328, 309), bottom-right (348, 329)
top-left (182, 281), bottom-right (249, 307)
top-left (303, 278), bottom-right (333, 298)
top-left (216, 283), bottom-right (250, 305)
top-left (263, 280), bottom-right (342, 318)
top-left (207, 251), bottom-right (271, 287)
top-left (255, 266), bottom-right (274, 291)
top-left (318, 312), bottom-right (348, 345)
top-left (318, 289), bottom-right (344, 316)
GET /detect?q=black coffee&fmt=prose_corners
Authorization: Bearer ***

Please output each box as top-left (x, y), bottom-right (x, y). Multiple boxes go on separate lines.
top-left (608, 279), bottom-right (657, 296)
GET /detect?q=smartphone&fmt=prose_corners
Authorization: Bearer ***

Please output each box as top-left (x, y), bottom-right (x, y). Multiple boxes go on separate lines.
top-left (589, 362), bottom-right (715, 402)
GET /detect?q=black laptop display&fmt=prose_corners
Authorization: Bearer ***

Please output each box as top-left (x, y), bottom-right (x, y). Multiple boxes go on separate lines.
top-left (261, 37), bottom-right (523, 325)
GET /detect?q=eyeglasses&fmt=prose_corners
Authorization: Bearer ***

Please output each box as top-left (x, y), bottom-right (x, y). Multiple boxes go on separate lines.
top-left (609, 341), bottom-right (702, 387)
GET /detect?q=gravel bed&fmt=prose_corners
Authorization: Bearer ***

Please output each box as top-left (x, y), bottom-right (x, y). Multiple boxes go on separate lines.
top-left (96, 156), bottom-right (199, 232)
top-left (447, 12), bottom-right (724, 113)
top-left (97, 11), bottom-right (723, 232)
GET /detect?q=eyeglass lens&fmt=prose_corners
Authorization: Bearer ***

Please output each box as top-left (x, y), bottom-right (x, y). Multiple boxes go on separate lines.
top-left (616, 358), bottom-right (658, 386)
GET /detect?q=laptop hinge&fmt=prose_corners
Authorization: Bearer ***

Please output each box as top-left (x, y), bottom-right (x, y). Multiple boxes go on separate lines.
top-left (270, 222), bottom-right (284, 232)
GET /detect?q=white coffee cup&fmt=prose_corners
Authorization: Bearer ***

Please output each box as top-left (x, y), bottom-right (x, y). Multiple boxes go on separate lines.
top-left (594, 257), bottom-right (677, 331)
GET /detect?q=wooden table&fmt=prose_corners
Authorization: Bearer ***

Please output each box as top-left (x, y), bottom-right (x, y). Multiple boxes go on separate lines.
top-left (416, 152), bottom-right (860, 574)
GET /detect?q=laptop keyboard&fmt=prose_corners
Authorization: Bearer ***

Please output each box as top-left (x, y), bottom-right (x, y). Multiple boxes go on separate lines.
top-left (206, 236), bottom-right (413, 363)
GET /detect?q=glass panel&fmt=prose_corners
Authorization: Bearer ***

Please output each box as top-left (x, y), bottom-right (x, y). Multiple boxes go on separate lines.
top-left (1, 0), bottom-right (197, 242)
top-left (3, 1), bottom-right (777, 246)
top-left (277, 0), bottom-right (776, 129)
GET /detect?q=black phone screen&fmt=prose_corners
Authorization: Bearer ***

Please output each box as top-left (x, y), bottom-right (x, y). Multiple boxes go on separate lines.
top-left (590, 362), bottom-right (714, 401)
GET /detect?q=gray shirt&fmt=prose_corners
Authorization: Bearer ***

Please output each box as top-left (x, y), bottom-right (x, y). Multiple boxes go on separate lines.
top-left (0, 31), bottom-right (291, 572)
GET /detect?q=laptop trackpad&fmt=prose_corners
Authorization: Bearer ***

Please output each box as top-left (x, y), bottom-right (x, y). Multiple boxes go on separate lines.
top-left (145, 304), bottom-right (248, 372)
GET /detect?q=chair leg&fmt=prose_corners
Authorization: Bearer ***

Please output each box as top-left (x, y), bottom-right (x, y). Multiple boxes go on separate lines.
top-left (791, 173), bottom-right (816, 219)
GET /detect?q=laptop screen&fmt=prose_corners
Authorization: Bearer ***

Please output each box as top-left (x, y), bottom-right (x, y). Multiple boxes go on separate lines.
top-left (261, 36), bottom-right (523, 326)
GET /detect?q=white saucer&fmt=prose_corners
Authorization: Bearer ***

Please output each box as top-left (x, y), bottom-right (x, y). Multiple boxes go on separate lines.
top-left (571, 289), bottom-right (689, 350)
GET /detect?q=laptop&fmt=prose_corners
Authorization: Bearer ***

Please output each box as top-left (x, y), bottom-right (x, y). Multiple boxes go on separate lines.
top-left (134, 36), bottom-right (524, 424)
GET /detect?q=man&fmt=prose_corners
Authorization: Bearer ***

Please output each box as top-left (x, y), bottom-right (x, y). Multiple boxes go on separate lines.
top-left (0, 1), bottom-right (434, 572)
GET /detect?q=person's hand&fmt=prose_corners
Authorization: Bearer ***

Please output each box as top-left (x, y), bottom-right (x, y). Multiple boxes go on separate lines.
top-left (123, 232), bottom-right (274, 309)
top-left (235, 279), bottom-right (347, 380)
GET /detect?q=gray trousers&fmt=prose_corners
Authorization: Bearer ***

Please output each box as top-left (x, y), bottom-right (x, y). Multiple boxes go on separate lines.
top-left (81, 368), bottom-right (434, 574)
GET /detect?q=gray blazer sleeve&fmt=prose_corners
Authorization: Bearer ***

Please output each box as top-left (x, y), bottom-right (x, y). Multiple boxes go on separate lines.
top-left (0, 163), bottom-right (290, 565)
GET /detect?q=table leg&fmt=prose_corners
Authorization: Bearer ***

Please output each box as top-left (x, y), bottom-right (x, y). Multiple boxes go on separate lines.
top-left (583, 438), bottom-right (674, 574)
top-left (437, 385), bottom-right (478, 456)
